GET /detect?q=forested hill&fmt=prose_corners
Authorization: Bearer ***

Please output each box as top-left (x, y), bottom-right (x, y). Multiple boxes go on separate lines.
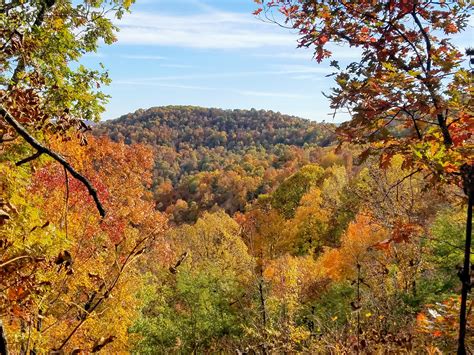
top-left (96, 106), bottom-right (334, 150)
top-left (93, 106), bottom-right (338, 222)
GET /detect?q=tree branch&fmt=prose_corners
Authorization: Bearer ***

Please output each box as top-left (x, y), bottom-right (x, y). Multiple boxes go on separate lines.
top-left (1, 105), bottom-right (106, 217)
top-left (54, 226), bottom-right (162, 350)
top-left (401, 107), bottom-right (423, 139)
top-left (411, 6), bottom-right (431, 72)
top-left (15, 151), bottom-right (42, 166)
top-left (0, 255), bottom-right (33, 269)
top-left (8, 0), bottom-right (56, 90)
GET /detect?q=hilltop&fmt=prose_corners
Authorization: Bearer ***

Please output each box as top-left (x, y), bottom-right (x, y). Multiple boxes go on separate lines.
top-left (93, 106), bottom-right (337, 221)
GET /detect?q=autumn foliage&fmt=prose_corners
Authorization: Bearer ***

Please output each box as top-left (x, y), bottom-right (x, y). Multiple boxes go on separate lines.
top-left (1, 0), bottom-right (472, 353)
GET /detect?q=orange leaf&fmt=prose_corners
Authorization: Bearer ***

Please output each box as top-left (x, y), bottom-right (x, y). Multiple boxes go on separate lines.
top-left (373, 239), bottom-right (391, 251)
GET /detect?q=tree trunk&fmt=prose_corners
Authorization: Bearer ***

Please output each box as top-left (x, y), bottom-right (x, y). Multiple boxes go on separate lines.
top-left (437, 113), bottom-right (453, 147)
top-left (259, 279), bottom-right (267, 328)
top-left (257, 262), bottom-right (267, 355)
top-left (0, 320), bottom-right (8, 355)
top-left (458, 164), bottom-right (473, 355)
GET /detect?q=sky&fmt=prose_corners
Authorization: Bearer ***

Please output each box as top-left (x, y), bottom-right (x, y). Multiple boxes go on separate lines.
top-left (81, 0), bottom-right (473, 123)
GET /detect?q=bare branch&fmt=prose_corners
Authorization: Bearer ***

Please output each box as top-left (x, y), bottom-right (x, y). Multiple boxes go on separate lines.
top-left (0, 255), bottom-right (32, 269)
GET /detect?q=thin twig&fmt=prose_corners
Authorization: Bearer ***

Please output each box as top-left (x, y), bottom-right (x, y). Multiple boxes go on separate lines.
top-left (0, 255), bottom-right (32, 269)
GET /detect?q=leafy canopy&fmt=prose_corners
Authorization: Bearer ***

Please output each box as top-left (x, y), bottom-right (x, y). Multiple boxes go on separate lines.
top-left (256, 0), bottom-right (473, 180)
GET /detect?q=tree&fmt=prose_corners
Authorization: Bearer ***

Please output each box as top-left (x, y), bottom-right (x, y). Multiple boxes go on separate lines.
top-left (257, 1), bottom-right (473, 352)
top-left (262, 254), bottom-right (325, 352)
top-left (288, 187), bottom-right (330, 254)
top-left (1, 0), bottom-right (134, 217)
top-left (318, 214), bottom-right (387, 282)
top-left (0, 136), bottom-right (167, 352)
top-left (1, 1), bottom-right (136, 350)
top-left (271, 164), bottom-right (324, 219)
top-left (131, 212), bottom-right (254, 353)
top-left (256, 1), bottom-right (471, 164)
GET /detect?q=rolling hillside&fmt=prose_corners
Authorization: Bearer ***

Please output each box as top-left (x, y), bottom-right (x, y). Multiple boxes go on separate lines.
top-left (93, 106), bottom-right (337, 221)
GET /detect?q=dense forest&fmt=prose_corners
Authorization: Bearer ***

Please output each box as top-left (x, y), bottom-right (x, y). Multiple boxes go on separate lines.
top-left (1, 0), bottom-right (472, 353)
top-left (94, 106), bottom-right (337, 222)
top-left (93, 108), bottom-right (469, 352)
top-left (2, 106), bottom-right (471, 352)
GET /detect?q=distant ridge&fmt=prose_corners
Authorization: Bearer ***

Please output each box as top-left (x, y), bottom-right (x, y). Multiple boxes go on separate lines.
top-left (93, 106), bottom-right (336, 222)
top-left (97, 106), bottom-right (334, 149)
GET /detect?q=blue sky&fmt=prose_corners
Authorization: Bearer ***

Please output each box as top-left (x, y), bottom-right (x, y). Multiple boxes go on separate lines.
top-left (82, 0), bottom-right (473, 122)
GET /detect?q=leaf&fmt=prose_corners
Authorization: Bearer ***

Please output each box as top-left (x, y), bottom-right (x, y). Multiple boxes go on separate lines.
top-left (379, 152), bottom-right (394, 169)
top-left (391, 222), bottom-right (420, 243)
top-left (373, 239), bottom-right (391, 251)
top-left (408, 70), bottom-right (422, 77)
top-left (381, 62), bottom-right (396, 72)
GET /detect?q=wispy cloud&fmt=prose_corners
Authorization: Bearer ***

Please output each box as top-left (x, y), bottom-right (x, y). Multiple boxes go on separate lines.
top-left (254, 44), bottom-right (363, 61)
top-left (237, 90), bottom-right (310, 99)
top-left (273, 64), bottom-right (332, 74)
top-left (113, 65), bottom-right (332, 83)
top-left (114, 11), bottom-right (298, 49)
top-left (113, 81), bottom-right (216, 91)
top-left (121, 54), bottom-right (167, 60)
top-left (291, 74), bottom-right (324, 81)
top-left (119, 55), bottom-right (194, 68)
top-left (113, 80), bottom-right (310, 99)
top-left (253, 51), bottom-right (314, 60)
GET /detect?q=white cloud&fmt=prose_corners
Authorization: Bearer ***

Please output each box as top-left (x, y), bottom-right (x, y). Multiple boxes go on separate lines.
top-left (237, 90), bottom-right (310, 99)
top-left (113, 65), bottom-right (332, 83)
top-left (121, 54), bottom-right (167, 60)
top-left (273, 64), bottom-right (332, 74)
top-left (252, 43), bottom-right (363, 61)
top-left (253, 51), bottom-right (315, 60)
top-left (114, 11), bottom-right (298, 49)
top-left (113, 80), bottom-right (216, 91)
top-left (291, 74), bottom-right (323, 81)
top-left (112, 80), bottom-right (311, 99)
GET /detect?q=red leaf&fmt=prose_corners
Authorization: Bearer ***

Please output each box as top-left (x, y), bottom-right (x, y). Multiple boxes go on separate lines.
top-left (320, 35), bottom-right (329, 45)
